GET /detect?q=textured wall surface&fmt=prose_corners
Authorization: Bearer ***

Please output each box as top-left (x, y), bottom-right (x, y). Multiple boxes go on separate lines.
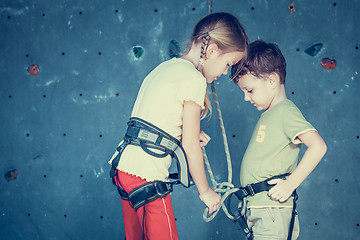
top-left (1, 0), bottom-right (359, 239)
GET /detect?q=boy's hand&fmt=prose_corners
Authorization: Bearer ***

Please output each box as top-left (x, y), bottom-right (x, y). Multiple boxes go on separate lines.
top-left (199, 188), bottom-right (221, 214)
top-left (199, 131), bottom-right (211, 147)
top-left (267, 178), bottom-right (296, 202)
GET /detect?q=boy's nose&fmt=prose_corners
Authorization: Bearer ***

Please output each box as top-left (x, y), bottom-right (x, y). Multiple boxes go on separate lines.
top-left (244, 93), bottom-right (251, 102)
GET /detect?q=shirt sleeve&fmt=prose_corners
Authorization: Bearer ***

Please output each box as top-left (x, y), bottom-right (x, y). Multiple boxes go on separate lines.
top-left (282, 105), bottom-right (317, 144)
top-left (176, 77), bottom-right (207, 109)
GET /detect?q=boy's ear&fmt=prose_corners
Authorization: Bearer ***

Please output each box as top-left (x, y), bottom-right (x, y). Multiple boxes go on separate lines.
top-left (268, 73), bottom-right (280, 89)
top-left (206, 43), bottom-right (220, 59)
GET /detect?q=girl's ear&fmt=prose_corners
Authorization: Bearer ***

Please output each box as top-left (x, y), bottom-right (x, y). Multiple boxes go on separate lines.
top-left (206, 43), bottom-right (220, 59)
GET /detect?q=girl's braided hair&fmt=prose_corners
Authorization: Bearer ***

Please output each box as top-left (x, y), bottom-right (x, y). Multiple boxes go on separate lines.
top-left (199, 33), bottom-right (211, 66)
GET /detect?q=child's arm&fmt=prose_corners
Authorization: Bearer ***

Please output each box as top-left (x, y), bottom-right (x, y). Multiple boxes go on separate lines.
top-left (268, 130), bottom-right (327, 202)
top-left (182, 100), bottom-right (221, 214)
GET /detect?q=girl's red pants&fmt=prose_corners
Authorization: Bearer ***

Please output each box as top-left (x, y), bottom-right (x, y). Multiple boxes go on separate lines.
top-left (115, 170), bottom-right (179, 240)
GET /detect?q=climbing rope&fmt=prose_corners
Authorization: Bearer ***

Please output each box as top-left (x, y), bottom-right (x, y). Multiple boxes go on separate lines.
top-left (210, 82), bottom-right (232, 184)
top-left (201, 2), bottom-right (241, 222)
top-left (208, 0), bottom-right (213, 14)
top-left (202, 81), bottom-right (240, 222)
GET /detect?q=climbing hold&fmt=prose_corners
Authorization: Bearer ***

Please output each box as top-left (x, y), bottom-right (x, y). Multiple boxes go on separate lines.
top-left (168, 40), bottom-right (181, 58)
top-left (132, 46), bottom-right (143, 59)
top-left (5, 169), bottom-right (18, 181)
top-left (27, 64), bottom-right (40, 76)
top-left (320, 58), bottom-right (336, 70)
top-left (288, 2), bottom-right (296, 14)
top-left (304, 43), bottom-right (323, 56)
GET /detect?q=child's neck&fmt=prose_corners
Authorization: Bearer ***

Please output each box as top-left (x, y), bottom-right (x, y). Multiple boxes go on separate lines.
top-left (268, 84), bottom-right (287, 110)
top-left (181, 42), bottom-right (201, 69)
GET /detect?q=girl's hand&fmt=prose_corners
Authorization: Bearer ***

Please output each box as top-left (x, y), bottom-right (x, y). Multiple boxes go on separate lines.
top-left (199, 131), bottom-right (211, 148)
top-left (267, 178), bottom-right (296, 203)
top-left (199, 188), bottom-right (221, 214)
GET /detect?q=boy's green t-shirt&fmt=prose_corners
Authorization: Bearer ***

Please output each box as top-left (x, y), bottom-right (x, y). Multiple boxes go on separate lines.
top-left (240, 99), bottom-right (316, 207)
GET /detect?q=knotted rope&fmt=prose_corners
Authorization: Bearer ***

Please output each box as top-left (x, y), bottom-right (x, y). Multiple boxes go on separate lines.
top-left (202, 82), bottom-right (240, 222)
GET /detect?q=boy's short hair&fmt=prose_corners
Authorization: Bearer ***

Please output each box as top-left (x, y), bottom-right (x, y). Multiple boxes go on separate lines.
top-left (232, 40), bottom-right (286, 84)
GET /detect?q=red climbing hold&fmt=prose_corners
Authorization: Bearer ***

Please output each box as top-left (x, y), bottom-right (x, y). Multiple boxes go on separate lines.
top-left (288, 2), bottom-right (296, 14)
top-left (27, 64), bottom-right (40, 76)
top-left (320, 58), bottom-right (336, 70)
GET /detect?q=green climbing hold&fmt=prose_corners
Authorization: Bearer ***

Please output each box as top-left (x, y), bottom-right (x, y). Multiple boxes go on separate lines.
top-left (133, 46), bottom-right (143, 58)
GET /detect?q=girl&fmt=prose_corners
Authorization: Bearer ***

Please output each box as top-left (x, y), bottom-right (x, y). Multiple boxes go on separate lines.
top-left (109, 12), bottom-right (248, 240)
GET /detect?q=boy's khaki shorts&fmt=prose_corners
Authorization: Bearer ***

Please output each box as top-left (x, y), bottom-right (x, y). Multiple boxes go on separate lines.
top-left (246, 207), bottom-right (300, 240)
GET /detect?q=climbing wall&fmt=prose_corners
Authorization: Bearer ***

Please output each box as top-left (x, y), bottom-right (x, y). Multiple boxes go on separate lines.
top-left (0, 0), bottom-right (359, 239)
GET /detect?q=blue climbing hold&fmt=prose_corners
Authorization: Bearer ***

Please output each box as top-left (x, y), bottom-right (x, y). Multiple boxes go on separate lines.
top-left (168, 40), bottom-right (181, 58)
top-left (304, 43), bottom-right (323, 56)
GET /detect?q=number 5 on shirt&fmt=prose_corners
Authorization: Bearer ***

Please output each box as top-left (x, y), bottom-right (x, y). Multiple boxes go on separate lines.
top-left (256, 125), bottom-right (267, 143)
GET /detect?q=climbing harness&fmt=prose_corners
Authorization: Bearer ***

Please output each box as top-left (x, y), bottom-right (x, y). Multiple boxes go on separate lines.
top-left (110, 117), bottom-right (191, 188)
top-left (202, 82), bottom-right (298, 240)
top-left (217, 174), bottom-right (298, 240)
top-left (109, 117), bottom-right (192, 209)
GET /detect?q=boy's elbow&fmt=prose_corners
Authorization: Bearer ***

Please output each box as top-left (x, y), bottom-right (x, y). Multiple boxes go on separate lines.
top-left (312, 131), bottom-right (327, 157)
top-left (308, 133), bottom-right (327, 160)
top-left (318, 139), bottom-right (327, 158)
top-left (321, 141), bottom-right (327, 156)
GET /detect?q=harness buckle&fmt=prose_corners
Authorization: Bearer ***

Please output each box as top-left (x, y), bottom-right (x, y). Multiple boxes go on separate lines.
top-left (154, 181), bottom-right (173, 196)
top-left (245, 184), bottom-right (256, 196)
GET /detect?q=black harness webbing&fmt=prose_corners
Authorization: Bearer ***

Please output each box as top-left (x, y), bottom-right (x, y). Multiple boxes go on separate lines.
top-left (109, 117), bottom-right (191, 187)
top-left (115, 179), bottom-right (174, 211)
top-left (225, 174), bottom-right (298, 240)
top-left (109, 117), bottom-right (192, 211)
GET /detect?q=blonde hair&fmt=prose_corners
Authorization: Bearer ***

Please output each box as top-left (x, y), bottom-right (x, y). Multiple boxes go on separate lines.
top-left (188, 12), bottom-right (248, 119)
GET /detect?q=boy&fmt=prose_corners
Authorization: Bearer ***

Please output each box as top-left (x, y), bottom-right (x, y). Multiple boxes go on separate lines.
top-left (232, 40), bottom-right (327, 239)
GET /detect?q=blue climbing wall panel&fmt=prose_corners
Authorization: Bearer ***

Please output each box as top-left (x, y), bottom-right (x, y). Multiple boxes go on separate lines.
top-left (0, 0), bottom-right (359, 239)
